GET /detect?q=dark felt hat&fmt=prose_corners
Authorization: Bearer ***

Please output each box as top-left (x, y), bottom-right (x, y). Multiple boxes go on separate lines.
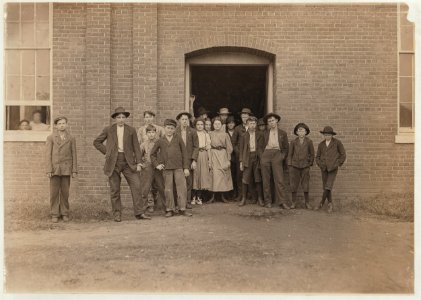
top-left (239, 108), bottom-right (253, 115)
top-left (294, 123), bottom-right (310, 135)
top-left (263, 112), bottom-right (281, 123)
top-left (111, 107), bottom-right (130, 118)
top-left (257, 118), bottom-right (265, 126)
top-left (226, 116), bottom-right (236, 124)
top-left (54, 116), bottom-right (68, 124)
top-left (197, 107), bottom-right (210, 116)
top-left (164, 119), bottom-right (177, 127)
top-left (176, 111), bottom-right (193, 120)
top-left (217, 107), bottom-right (231, 115)
top-left (320, 126), bottom-right (337, 135)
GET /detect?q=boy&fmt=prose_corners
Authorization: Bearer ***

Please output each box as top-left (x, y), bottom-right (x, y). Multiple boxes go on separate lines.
top-left (46, 116), bottom-right (77, 223)
top-left (257, 118), bottom-right (266, 132)
top-left (239, 116), bottom-right (264, 206)
top-left (287, 123), bottom-right (315, 209)
top-left (137, 110), bottom-right (165, 144)
top-left (150, 119), bottom-right (192, 217)
top-left (93, 107), bottom-right (149, 222)
top-left (139, 124), bottom-right (166, 213)
top-left (315, 126), bottom-right (346, 213)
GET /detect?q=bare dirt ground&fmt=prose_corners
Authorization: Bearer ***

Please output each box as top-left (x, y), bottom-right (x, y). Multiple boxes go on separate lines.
top-left (4, 203), bottom-right (414, 294)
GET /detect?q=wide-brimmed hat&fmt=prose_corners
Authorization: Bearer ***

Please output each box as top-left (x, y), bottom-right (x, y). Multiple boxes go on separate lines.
top-left (111, 107), bottom-right (130, 118)
top-left (320, 126), bottom-right (337, 135)
top-left (294, 123), bottom-right (310, 135)
top-left (164, 119), bottom-right (177, 127)
top-left (263, 112), bottom-right (281, 123)
top-left (197, 107), bottom-right (210, 116)
top-left (257, 118), bottom-right (265, 126)
top-left (176, 111), bottom-right (193, 120)
top-left (239, 108), bottom-right (253, 115)
top-left (218, 107), bottom-right (231, 115)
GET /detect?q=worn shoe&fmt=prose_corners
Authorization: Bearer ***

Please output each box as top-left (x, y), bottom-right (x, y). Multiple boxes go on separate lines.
top-left (314, 202), bottom-right (324, 211)
top-left (290, 203), bottom-right (296, 209)
top-left (51, 217), bottom-right (59, 223)
top-left (221, 194), bottom-right (230, 203)
top-left (264, 203), bottom-right (272, 208)
top-left (196, 198), bottom-right (203, 205)
top-left (280, 203), bottom-right (290, 210)
top-left (257, 197), bottom-right (264, 207)
top-left (147, 206), bottom-right (154, 213)
top-left (191, 198), bottom-right (196, 205)
top-left (327, 202), bottom-right (333, 213)
top-left (62, 215), bottom-right (69, 222)
top-left (114, 214), bottom-right (121, 222)
top-left (165, 211), bottom-right (173, 218)
top-left (186, 203), bottom-right (193, 209)
top-left (179, 210), bottom-right (192, 217)
top-left (238, 197), bottom-right (246, 207)
top-left (135, 214), bottom-right (151, 220)
top-left (305, 202), bottom-right (312, 210)
top-left (207, 195), bottom-right (215, 204)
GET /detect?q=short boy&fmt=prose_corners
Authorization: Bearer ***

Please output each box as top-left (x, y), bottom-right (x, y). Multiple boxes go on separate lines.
top-left (287, 123), bottom-right (315, 209)
top-left (315, 126), bottom-right (346, 213)
top-left (46, 116), bottom-right (77, 223)
top-left (239, 116), bottom-right (264, 206)
top-left (139, 124), bottom-right (166, 213)
top-left (150, 119), bottom-right (192, 217)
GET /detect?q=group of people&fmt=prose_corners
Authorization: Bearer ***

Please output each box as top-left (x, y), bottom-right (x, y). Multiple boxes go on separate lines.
top-left (18, 110), bottom-right (50, 131)
top-left (45, 106), bottom-right (346, 223)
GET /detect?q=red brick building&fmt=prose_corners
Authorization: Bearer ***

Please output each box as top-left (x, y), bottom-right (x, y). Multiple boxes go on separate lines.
top-left (3, 3), bottom-right (415, 205)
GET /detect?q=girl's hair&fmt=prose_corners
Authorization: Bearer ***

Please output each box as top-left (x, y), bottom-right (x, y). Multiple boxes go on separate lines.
top-left (194, 117), bottom-right (205, 127)
top-left (212, 116), bottom-right (223, 125)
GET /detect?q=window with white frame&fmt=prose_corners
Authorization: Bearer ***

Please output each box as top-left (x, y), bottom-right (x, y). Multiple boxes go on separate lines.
top-left (4, 2), bottom-right (52, 140)
top-left (398, 3), bottom-right (415, 134)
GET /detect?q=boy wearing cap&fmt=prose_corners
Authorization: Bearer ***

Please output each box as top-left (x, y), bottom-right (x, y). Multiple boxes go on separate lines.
top-left (150, 119), bottom-right (192, 217)
top-left (137, 110), bottom-right (165, 144)
top-left (239, 116), bottom-right (264, 206)
top-left (46, 116), bottom-right (77, 223)
top-left (315, 126), bottom-right (346, 213)
top-left (287, 123), bottom-right (315, 209)
top-left (257, 118), bottom-right (266, 132)
top-left (93, 107), bottom-right (149, 222)
top-left (261, 113), bottom-right (290, 209)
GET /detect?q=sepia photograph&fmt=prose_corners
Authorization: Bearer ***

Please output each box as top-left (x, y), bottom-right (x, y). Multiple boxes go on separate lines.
top-left (1, 0), bottom-right (418, 297)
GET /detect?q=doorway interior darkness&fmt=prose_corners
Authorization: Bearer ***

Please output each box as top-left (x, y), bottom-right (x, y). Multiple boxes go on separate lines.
top-left (191, 65), bottom-right (267, 121)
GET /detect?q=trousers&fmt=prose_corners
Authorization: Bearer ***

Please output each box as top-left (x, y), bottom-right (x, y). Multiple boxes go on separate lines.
top-left (163, 169), bottom-right (187, 212)
top-left (50, 175), bottom-right (71, 217)
top-left (261, 149), bottom-right (287, 205)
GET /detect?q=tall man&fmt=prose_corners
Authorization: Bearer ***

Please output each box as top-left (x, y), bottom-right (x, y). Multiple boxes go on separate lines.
top-left (261, 113), bottom-right (290, 209)
top-left (176, 112), bottom-right (198, 209)
top-left (93, 107), bottom-right (150, 222)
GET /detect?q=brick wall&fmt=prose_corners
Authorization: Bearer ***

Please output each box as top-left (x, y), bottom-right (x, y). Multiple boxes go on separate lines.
top-left (4, 3), bottom-right (413, 206)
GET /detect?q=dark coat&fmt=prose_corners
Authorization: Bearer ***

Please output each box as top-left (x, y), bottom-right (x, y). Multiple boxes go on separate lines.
top-left (150, 135), bottom-right (189, 170)
top-left (287, 136), bottom-right (315, 168)
top-left (93, 124), bottom-right (142, 177)
top-left (239, 130), bottom-right (265, 168)
top-left (46, 130), bottom-right (78, 176)
top-left (176, 126), bottom-right (198, 166)
top-left (263, 128), bottom-right (289, 159)
top-left (232, 124), bottom-right (247, 155)
top-left (316, 138), bottom-right (346, 172)
top-left (227, 130), bottom-right (236, 162)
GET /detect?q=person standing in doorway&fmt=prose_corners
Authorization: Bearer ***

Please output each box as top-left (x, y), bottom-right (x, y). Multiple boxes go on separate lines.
top-left (217, 107), bottom-right (231, 132)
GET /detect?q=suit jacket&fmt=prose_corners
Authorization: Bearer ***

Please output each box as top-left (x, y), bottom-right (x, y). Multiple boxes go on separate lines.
top-left (93, 124), bottom-right (142, 177)
top-left (150, 135), bottom-right (189, 170)
top-left (239, 130), bottom-right (265, 168)
top-left (46, 130), bottom-right (78, 176)
top-left (176, 126), bottom-right (198, 167)
top-left (316, 138), bottom-right (346, 172)
top-left (287, 136), bottom-right (315, 168)
top-left (232, 124), bottom-right (248, 155)
top-left (227, 129), bottom-right (236, 162)
top-left (263, 128), bottom-right (289, 159)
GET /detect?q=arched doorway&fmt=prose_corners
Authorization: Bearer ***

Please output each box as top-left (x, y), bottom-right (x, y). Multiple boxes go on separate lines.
top-left (185, 47), bottom-right (275, 120)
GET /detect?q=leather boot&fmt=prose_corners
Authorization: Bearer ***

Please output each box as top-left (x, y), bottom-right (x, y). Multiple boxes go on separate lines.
top-left (304, 192), bottom-right (312, 209)
top-left (290, 192), bottom-right (297, 209)
top-left (314, 190), bottom-right (327, 211)
top-left (256, 182), bottom-right (264, 206)
top-left (221, 192), bottom-right (230, 203)
top-left (207, 192), bottom-right (215, 204)
top-left (239, 184), bottom-right (248, 206)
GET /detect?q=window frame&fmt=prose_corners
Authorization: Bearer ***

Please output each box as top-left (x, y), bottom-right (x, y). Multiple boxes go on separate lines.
top-left (3, 2), bottom-right (53, 142)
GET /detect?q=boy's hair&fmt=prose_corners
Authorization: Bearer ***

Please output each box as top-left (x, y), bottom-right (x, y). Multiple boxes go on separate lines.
top-left (212, 116), bottom-right (223, 125)
top-left (144, 110), bottom-right (155, 117)
top-left (246, 116), bottom-right (258, 123)
top-left (194, 117), bottom-right (205, 127)
top-left (146, 124), bottom-right (157, 132)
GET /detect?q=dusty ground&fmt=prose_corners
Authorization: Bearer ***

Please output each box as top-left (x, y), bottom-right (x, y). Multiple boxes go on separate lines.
top-left (4, 202), bottom-right (414, 293)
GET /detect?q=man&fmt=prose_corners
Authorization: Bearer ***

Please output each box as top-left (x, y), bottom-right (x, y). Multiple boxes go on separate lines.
top-left (196, 107), bottom-right (210, 120)
top-left (176, 112), bottom-right (199, 209)
top-left (217, 107), bottom-right (231, 132)
top-left (231, 107), bottom-right (253, 201)
top-left (137, 110), bottom-right (165, 144)
top-left (93, 107), bottom-right (150, 222)
top-left (261, 112), bottom-right (290, 209)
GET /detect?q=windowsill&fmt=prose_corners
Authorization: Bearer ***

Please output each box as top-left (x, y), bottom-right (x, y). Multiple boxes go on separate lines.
top-left (3, 130), bottom-right (51, 142)
top-left (395, 132), bottom-right (415, 143)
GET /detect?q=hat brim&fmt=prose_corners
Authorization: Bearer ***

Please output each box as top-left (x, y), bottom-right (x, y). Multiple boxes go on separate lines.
top-left (320, 131), bottom-right (336, 135)
top-left (111, 112), bottom-right (130, 118)
top-left (176, 112), bottom-right (193, 120)
top-left (263, 113), bottom-right (281, 123)
top-left (294, 123), bottom-right (310, 135)
top-left (218, 112), bottom-right (231, 115)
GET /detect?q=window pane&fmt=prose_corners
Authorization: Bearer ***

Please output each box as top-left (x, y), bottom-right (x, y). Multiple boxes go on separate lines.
top-left (36, 50), bottom-right (50, 75)
top-left (6, 106), bottom-right (21, 130)
top-left (36, 22), bottom-right (49, 47)
top-left (400, 77), bottom-right (413, 103)
top-left (22, 50), bottom-right (35, 75)
top-left (6, 22), bottom-right (20, 48)
top-left (399, 53), bottom-right (413, 77)
top-left (6, 50), bottom-right (20, 75)
top-left (21, 3), bottom-right (34, 21)
top-left (400, 26), bottom-right (414, 51)
top-left (36, 76), bottom-right (50, 100)
top-left (22, 76), bottom-right (35, 100)
top-left (6, 3), bottom-right (20, 21)
top-left (6, 75), bottom-right (20, 100)
top-left (36, 3), bottom-right (49, 22)
top-left (21, 22), bottom-right (35, 47)
top-left (400, 103), bottom-right (413, 128)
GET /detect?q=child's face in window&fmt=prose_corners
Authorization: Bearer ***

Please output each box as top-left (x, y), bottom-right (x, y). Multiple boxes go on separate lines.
top-left (297, 127), bottom-right (307, 138)
top-left (205, 121), bottom-right (212, 132)
top-left (324, 134), bottom-right (333, 141)
top-left (19, 122), bottom-right (30, 130)
top-left (227, 122), bottom-right (235, 130)
top-left (164, 125), bottom-right (176, 136)
top-left (115, 114), bottom-right (127, 126)
top-left (195, 121), bottom-right (204, 131)
top-left (33, 113), bottom-right (42, 123)
top-left (146, 130), bottom-right (156, 140)
top-left (56, 119), bottom-right (68, 131)
top-left (144, 113), bottom-right (154, 125)
top-left (213, 120), bottom-right (222, 131)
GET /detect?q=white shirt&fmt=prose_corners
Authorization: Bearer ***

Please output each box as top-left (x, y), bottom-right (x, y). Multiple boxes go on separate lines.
top-left (266, 128), bottom-right (280, 150)
top-left (117, 125), bottom-right (124, 152)
top-left (325, 140), bottom-right (331, 147)
top-left (30, 121), bottom-right (50, 131)
top-left (249, 131), bottom-right (256, 152)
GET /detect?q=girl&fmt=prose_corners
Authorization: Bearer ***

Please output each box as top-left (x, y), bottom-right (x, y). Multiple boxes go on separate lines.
top-left (204, 118), bottom-right (212, 133)
top-left (191, 118), bottom-right (212, 205)
top-left (226, 116), bottom-right (238, 200)
top-left (208, 117), bottom-right (233, 203)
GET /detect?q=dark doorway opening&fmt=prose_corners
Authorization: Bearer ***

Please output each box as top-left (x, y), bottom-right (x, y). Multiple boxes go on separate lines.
top-left (191, 65), bottom-right (267, 121)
